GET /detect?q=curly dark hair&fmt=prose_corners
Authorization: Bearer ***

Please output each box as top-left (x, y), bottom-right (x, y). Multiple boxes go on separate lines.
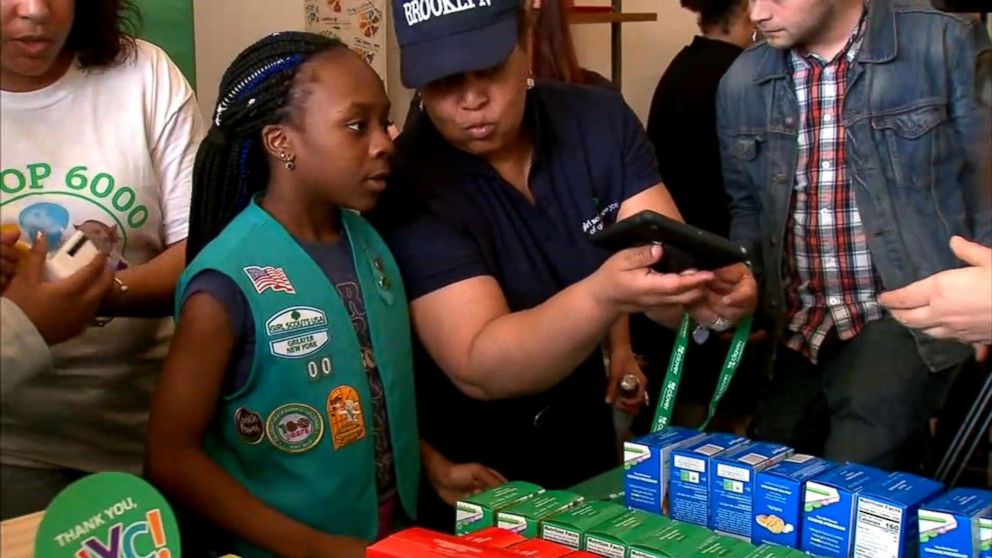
top-left (680, 0), bottom-right (747, 32)
top-left (67, 0), bottom-right (142, 68)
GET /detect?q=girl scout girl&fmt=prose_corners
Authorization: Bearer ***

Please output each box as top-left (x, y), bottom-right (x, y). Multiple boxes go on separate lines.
top-left (147, 32), bottom-right (418, 558)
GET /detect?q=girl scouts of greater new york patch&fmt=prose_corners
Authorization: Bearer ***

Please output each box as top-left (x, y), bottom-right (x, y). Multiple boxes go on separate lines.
top-left (265, 403), bottom-right (324, 453)
top-left (327, 385), bottom-right (367, 450)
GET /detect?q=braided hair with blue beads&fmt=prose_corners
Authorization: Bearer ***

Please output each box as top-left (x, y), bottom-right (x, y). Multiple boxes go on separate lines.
top-left (186, 31), bottom-right (347, 262)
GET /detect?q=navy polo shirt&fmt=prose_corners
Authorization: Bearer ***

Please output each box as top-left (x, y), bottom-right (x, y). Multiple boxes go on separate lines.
top-left (372, 81), bottom-right (660, 502)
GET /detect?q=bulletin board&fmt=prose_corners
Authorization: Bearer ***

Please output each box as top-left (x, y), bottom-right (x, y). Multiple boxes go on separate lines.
top-left (304, 0), bottom-right (388, 84)
top-left (133, 0), bottom-right (197, 89)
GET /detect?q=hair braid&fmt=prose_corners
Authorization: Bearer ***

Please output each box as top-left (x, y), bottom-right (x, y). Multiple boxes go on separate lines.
top-left (186, 31), bottom-right (346, 262)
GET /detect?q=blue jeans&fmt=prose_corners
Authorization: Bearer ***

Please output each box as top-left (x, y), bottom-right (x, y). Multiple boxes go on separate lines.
top-left (748, 318), bottom-right (960, 471)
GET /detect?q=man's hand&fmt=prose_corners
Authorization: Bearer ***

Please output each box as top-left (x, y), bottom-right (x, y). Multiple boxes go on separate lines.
top-left (3, 233), bottom-right (114, 345)
top-left (880, 237), bottom-right (992, 345)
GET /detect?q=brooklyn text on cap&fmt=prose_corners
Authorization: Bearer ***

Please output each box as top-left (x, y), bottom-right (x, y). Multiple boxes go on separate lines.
top-left (392, 0), bottom-right (521, 89)
top-left (401, 0), bottom-right (494, 26)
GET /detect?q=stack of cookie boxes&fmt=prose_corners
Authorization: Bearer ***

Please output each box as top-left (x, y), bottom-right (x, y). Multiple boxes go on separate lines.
top-left (621, 427), bottom-right (992, 557)
top-left (412, 427), bottom-right (992, 558)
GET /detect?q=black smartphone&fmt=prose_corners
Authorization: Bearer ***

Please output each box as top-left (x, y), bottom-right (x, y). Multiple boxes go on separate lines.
top-left (591, 210), bottom-right (750, 273)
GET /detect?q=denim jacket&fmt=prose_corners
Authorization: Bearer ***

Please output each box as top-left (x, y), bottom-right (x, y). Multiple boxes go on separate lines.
top-left (716, 0), bottom-right (991, 371)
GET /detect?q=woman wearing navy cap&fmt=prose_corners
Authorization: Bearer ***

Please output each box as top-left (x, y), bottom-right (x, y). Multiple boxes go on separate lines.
top-left (377, 0), bottom-right (758, 528)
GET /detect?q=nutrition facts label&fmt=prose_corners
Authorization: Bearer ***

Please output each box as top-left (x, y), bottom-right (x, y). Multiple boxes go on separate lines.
top-left (586, 538), bottom-right (625, 558)
top-left (853, 498), bottom-right (904, 558)
top-left (541, 525), bottom-right (579, 549)
top-left (675, 455), bottom-right (706, 473)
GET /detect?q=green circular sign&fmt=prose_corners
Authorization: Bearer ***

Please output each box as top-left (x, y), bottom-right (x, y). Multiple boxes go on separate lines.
top-left (35, 472), bottom-right (181, 558)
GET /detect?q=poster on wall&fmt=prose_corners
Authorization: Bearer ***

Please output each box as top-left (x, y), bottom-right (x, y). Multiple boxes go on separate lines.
top-left (305, 0), bottom-right (387, 85)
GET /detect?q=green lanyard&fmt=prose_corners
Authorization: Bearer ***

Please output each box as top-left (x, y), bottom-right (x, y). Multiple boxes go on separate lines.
top-left (650, 312), bottom-right (753, 433)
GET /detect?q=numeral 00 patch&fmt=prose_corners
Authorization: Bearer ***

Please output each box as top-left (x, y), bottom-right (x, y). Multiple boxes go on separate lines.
top-left (307, 357), bottom-right (332, 380)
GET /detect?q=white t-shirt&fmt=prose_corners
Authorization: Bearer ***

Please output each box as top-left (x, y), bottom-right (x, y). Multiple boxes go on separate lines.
top-left (0, 40), bottom-right (206, 473)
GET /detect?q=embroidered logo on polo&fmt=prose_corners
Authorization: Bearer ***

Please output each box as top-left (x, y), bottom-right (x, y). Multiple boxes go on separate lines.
top-left (327, 386), bottom-right (366, 450)
top-left (580, 200), bottom-right (620, 236)
top-left (265, 403), bottom-right (323, 453)
top-left (243, 265), bottom-right (296, 294)
top-left (265, 306), bottom-right (331, 360)
top-left (234, 407), bottom-right (264, 444)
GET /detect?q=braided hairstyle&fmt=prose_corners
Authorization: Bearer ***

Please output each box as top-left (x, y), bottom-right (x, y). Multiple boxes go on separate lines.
top-left (186, 31), bottom-right (347, 262)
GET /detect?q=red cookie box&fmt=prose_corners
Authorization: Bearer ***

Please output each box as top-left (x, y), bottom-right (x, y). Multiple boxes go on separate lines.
top-left (368, 528), bottom-right (515, 557)
top-left (505, 539), bottom-right (575, 557)
top-left (368, 528), bottom-right (580, 558)
top-left (461, 527), bottom-right (528, 549)
top-left (563, 553), bottom-right (599, 558)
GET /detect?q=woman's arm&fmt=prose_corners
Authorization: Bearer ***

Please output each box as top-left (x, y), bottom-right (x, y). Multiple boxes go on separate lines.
top-left (116, 47), bottom-right (206, 319)
top-left (102, 241), bottom-right (186, 318)
top-left (410, 245), bottom-right (712, 401)
top-left (146, 293), bottom-right (366, 558)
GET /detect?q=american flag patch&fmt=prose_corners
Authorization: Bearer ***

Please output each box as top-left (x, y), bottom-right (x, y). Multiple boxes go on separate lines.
top-left (243, 266), bottom-right (295, 294)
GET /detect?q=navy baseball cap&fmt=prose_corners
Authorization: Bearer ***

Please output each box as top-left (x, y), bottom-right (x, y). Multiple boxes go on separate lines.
top-left (392, 0), bottom-right (522, 89)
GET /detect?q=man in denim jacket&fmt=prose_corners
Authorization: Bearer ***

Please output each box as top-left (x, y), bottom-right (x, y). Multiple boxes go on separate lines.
top-left (716, 0), bottom-right (991, 469)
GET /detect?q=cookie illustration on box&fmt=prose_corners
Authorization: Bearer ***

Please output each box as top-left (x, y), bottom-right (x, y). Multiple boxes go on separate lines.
top-left (756, 514), bottom-right (793, 535)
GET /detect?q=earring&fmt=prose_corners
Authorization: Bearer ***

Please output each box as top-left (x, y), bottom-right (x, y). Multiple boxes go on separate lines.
top-left (526, 76), bottom-right (535, 90)
top-left (279, 152), bottom-right (296, 171)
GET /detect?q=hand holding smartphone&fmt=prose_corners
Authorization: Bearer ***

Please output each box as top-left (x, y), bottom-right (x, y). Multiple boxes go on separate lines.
top-left (591, 210), bottom-right (749, 273)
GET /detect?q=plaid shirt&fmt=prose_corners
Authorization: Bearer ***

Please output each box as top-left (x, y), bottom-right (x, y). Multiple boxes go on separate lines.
top-left (784, 6), bottom-right (885, 362)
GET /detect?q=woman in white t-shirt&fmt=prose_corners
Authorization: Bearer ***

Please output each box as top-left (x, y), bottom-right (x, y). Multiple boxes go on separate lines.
top-left (0, 0), bottom-right (205, 518)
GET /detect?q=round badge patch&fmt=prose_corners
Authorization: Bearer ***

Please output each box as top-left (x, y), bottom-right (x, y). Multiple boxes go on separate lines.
top-left (234, 407), bottom-right (264, 444)
top-left (265, 403), bottom-right (323, 453)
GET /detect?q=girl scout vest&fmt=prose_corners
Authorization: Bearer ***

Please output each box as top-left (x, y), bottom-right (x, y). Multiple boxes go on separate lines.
top-left (176, 200), bottom-right (419, 557)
